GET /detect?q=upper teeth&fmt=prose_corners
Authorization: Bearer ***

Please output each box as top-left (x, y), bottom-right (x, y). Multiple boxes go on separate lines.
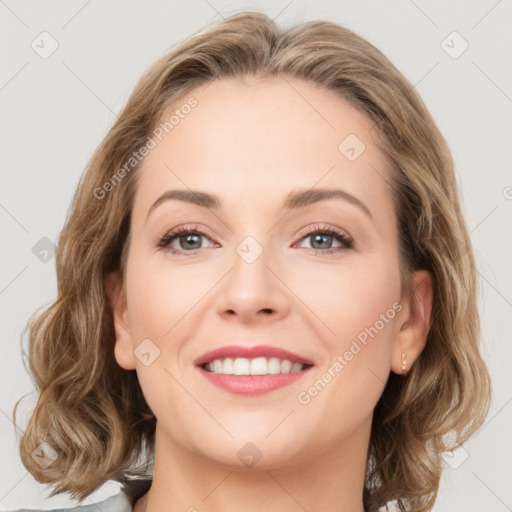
top-left (204, 357), bottom-right (306, 375)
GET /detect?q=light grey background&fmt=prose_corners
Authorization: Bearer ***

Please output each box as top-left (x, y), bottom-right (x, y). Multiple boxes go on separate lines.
top-left (1, 1), bottom-right (511, 510)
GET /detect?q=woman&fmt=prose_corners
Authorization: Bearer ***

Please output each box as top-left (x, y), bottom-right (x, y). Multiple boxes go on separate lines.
top-left (12, 11), bottom-right (490, 512)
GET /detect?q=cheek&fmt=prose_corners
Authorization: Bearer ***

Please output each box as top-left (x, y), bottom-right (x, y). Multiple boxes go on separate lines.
top-left (292, 254), bottom-right (401, 414)
top-left (123, 256), bottom-right (201, 418)
top-left (292, 254), bottom-right (401, 351)
top-left (337, 269), bottom-right (400, 354)
top-left (125, 250), bottom-right (205, 340)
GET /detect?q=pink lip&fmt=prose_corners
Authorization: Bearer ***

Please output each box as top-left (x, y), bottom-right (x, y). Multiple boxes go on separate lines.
top-left (197, 367), bottom-right (313, 396)
top-left (194, 344), bottom-right (315, 396)
top-left (194, 344), bottom-right (315, 367)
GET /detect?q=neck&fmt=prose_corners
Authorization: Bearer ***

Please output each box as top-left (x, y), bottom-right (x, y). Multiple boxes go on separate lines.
top-left (135, 419), bottom-right (370, 512)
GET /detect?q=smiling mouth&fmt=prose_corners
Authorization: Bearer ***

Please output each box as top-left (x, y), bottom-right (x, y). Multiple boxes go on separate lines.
top-left (200, 356), bottom-right (313, 375)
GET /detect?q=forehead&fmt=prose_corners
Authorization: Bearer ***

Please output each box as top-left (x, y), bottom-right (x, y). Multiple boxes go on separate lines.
top-left (133, 76), bottom-right (392, 220)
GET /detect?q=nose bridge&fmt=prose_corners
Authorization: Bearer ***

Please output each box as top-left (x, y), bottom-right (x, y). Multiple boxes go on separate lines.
top-left (216, 232), bottom-right (289, 321)
top-left (231, 233), bottom-right (273, 301)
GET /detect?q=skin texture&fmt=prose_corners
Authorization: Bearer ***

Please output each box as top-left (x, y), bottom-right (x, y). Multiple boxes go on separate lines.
top-left (107, 76), bottom-right (433, 512)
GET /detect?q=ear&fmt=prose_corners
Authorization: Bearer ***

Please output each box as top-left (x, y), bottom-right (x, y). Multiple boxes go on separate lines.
top-left (391, 270), bottom-right (434, 375)
top-left (105, 271), bottom-right (136, 370)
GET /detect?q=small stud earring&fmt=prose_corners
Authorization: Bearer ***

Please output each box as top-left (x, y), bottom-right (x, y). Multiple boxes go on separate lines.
top-left (401, 353), bottom-right (407, 371)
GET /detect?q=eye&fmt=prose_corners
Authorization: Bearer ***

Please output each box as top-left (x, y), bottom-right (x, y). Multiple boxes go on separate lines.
top-left (156, 223), bottom-right (354, 257)
top-left (157, 224), bottom-right (217, 255)
top-left (294, 224), bottom-right (354, 255)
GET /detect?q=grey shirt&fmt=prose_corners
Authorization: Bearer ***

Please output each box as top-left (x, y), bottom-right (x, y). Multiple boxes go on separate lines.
top-left (4, 480), bottom-right (152, 512)
top-left (3, 492), bottom-right (130, 512)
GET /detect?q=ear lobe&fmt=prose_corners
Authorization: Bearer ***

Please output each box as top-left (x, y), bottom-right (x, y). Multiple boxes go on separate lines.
top-left (392, 270), bottom-right (434, 375)
top-left (105, 271), bottom-right (136, 371)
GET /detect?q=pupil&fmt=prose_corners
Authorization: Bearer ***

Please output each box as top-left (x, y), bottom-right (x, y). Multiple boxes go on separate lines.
top-left (312, 234), bottom-right (331, 249)
top-left (182, 234), bottom-right (201, 249)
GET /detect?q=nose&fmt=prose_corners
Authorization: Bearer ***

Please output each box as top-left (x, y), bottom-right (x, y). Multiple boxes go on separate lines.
top-left (216, 240), bottom-right (290, 324)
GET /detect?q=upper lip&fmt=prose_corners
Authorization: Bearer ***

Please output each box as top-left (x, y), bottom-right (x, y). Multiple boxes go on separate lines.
top-left (194, 345), bottom-right (315, 366)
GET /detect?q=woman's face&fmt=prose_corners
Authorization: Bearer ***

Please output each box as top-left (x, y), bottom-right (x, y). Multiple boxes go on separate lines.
top-left (111, 76), bottom-right (423, 469)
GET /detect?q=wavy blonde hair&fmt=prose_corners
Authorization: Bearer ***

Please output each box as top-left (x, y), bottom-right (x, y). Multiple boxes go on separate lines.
top-left (14, 11), bottom-right (490, 512)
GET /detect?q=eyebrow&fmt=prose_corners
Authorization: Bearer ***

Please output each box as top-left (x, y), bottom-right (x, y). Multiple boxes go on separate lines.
top-left (146, 187), bottom-right (372, 220)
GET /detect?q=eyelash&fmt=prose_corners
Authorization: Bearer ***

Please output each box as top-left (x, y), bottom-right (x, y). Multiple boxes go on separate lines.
top-left (156, 223), bottom-right (354, 256)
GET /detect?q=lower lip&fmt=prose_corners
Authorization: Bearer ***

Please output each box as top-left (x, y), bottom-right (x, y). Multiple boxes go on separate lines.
top-left (197, 366), bottom-right (313, 395)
